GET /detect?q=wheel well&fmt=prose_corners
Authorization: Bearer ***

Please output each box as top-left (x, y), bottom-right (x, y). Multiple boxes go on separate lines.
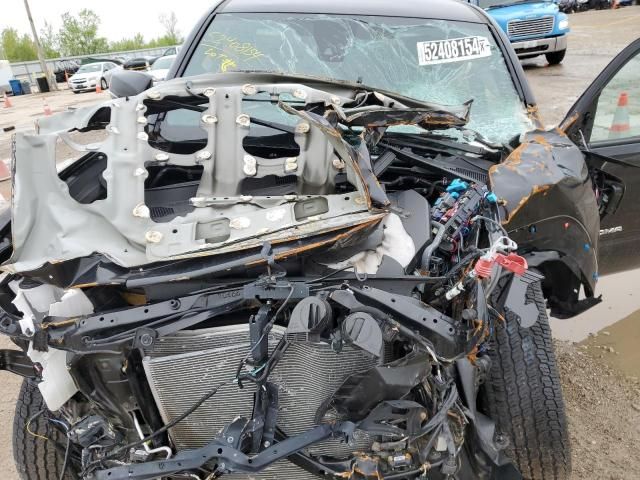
top-left (536, 259), bottom-right (600, 319)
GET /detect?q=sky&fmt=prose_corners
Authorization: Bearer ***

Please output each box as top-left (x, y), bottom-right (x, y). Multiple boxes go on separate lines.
top-left (0, 0), bottom-right (216, 42)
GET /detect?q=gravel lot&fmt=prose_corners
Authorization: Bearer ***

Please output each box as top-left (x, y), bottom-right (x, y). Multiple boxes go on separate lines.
top-left (1, 6), bottom-right (639, 479)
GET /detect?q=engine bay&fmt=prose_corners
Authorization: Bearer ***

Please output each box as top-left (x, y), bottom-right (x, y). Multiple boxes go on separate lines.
top-left (0, 74), bottom-right (556, 479)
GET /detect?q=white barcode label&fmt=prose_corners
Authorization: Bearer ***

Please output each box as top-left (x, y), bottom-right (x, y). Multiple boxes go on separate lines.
top-left (417, 36), bottom-right (492, 66)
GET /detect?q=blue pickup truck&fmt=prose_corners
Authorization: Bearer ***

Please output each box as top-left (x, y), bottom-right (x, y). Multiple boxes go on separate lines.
top-left (468, 0), bottom-right (570, 64)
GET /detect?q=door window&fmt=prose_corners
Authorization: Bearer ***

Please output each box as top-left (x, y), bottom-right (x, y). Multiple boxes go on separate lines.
top-left (591, 53), bottom-right (640, 143)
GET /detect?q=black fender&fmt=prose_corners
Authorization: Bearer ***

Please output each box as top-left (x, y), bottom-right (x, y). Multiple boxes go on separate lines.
top-left (490, 130), bottom-right (600, 319)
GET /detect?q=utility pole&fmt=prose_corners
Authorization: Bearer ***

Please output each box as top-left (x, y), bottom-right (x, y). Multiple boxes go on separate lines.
top-left (23, 0), bottom-right (58, 91)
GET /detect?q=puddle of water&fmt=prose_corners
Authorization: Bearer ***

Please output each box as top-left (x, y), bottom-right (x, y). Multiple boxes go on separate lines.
top-left (580, 310), bottom-right (640, 378)
top-left (550, 269), bottom-right (640, 342)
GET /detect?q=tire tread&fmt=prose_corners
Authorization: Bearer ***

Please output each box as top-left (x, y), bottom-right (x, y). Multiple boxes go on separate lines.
top-left (484, 276), bottom-right (571, 480)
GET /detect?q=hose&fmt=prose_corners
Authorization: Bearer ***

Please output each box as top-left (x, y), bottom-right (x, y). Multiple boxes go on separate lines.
top-left (421, 221), bottom-right (446, 273)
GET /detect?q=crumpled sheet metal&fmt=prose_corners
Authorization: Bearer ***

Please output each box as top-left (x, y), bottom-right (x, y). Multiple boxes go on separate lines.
top-left (489, 129), bottom-right (600, 290)
top-left (489, 129), bottom-right (592, 226)
top-left (5, 75), bottom-right (467, 274)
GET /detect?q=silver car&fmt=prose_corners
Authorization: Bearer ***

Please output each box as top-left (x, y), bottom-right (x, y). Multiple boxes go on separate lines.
top-left (67, 61), bottom-right (120, 93)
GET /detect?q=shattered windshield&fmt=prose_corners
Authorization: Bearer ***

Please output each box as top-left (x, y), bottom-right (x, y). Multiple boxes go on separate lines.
top-left (184, 13), bottom-right (532, 144)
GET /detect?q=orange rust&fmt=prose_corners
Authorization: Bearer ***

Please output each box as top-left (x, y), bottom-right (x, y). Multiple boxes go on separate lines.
top-left (488, 142), bottom-right (526, 176)
top-left (558, 112), bottom-right (579, 133)
top-left (71, 282), bottom-right (98, 289)
top-left (502, 184), bottom-right (552, 223)
top-left (42, 318), bottom-right (78, 329)
top-left (554, 127), bottom-right (567, 137)
top-left (532, 135), bottom-right (553, 151)
top-left (121, 291), bottom-right (147, 306)
top-left (527, 104), bottom-right (544, 128)
top-left (245, 218), bottom-right (383, 267)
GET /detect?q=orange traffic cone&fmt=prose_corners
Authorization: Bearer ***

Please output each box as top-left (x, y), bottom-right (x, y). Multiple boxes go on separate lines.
top-left (609, 92), bottom-right (630, 139)
top-left (2, 92), bottom-right (12, 109)
top-left (43, 99), bottom-right (52, 116)
top-left (96, 82), bottom-right (102, 94)
top-left (0, 160), bottom-right (10, 182)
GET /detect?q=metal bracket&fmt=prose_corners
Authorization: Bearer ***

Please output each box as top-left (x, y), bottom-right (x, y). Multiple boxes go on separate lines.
top-left (0, 349), bottom-right (37, 378)
top-left (92, 422), bottom-right (355, 480)
top-left (346, 286), bottom-right (456, 344)
top-left (249, 305), bottom-right (271, 364)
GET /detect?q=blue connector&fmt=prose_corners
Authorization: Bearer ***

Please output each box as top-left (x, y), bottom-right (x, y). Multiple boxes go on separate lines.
top-left (485, 192), bottom-right (498, 204)
top-left (446, 178), bottom-right (469, 193)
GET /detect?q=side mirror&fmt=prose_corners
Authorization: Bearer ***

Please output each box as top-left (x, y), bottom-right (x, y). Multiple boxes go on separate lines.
top-left (109, 70), bottom-right (153, 98)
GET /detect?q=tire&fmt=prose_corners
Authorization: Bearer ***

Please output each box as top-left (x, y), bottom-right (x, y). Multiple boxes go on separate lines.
top-left (13, 379), bottom-right (75, 480)
top-left (482, 275), bottom-right (571, 480)
top-left (72, 91), bottom-right (79, 94)
top-left (545, 49), bottom-right (566, 65)
top-left (100, 78), bottom-right (108, 90)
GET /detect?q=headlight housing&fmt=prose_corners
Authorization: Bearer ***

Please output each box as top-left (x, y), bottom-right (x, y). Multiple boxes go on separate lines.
top-left (558, 18), bottom-right (569, 30)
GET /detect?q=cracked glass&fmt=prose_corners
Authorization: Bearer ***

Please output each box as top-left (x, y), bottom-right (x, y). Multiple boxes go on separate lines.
top-left (184, 13), bottom-right (533, 144)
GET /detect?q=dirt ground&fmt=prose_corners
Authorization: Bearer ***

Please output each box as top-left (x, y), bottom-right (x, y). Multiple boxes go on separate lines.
top-left (0, 6), bottom-right (640, 480)
top-left (556, 341), bottom-right (640, 480)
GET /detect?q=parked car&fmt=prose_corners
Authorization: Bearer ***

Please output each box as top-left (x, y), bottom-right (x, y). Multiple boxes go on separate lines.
top-left (149, 54), bottom-right (176, 83)
top-left (557, 0), bottom-right (578, 12)
top-left (2, 1), bottom-right (640, 479)
top-left (162, 45), bottom-right (182, 57)
top-left (53, 59), bottom-right (80, 83)
top-left (67, 61), bottom-right (120, 93)
top-left (468, 0), bottom-right (570, 64)
top-left (123, 56), bottom-right (154, 71)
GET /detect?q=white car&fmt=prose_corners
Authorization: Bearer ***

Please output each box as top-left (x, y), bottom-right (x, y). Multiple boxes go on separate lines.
top-left (149, 55), bottom-right (176, 83)
top-left (67, 62), bottom-right (121, 93)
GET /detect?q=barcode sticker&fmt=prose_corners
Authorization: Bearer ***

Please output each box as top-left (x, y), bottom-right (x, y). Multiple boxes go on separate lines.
top-left (417, 36), bottom-right (492, 66)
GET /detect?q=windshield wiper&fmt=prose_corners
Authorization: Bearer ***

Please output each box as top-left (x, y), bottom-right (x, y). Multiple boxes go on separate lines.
top-left (384, 126), bottom-right (506, 155)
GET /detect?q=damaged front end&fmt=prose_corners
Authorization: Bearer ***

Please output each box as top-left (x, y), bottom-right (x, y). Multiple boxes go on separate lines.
top-left (0, 74), bottom-right (570, 480)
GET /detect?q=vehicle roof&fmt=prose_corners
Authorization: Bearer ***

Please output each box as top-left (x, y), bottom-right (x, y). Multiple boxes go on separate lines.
top-left (220, 0), bottom-right (487, 23)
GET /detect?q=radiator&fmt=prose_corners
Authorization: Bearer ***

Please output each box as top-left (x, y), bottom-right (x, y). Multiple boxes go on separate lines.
top-left (143, 324), bottom-right (378, 479)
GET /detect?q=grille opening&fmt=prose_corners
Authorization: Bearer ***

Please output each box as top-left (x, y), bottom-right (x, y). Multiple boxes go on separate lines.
top-left (507, 16), bottom-right (555, 37)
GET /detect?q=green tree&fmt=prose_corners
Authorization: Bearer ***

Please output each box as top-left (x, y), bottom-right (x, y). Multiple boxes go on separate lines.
top-left (158, 12), bottom-right (181, 45)
top-left (147, 34), bottom-right (181, 49)
top-left (0, 28), bottom-right (37, 61)
top-left (58, 9), bottom-right (108, 56)
top-left (110, 33), bottom-right (146, 52)
top-left (40, 21), bottom-right (60, 58)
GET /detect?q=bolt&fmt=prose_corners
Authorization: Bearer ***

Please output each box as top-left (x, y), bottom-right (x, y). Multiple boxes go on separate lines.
top-left (242, 84), bottom-right (257, 96)
top-left (236, 114), bottom-right (251, 127)
top-left (293, 88), bottom-right (307, 100)
top-left (202, 114), bottom-right (218, 124)
top-left (332, 157), bottom-right (345, 169)
top-left (196, 150), bottom-right (212, 161)
top-left (145, 231), bottom-right (164, 243)
top-left (263, 441), bottom-right (270, 447)
top-left (295, 122), bottom-right (310, 134)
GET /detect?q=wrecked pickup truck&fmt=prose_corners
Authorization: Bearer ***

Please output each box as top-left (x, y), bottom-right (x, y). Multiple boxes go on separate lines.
top-left (3, 1), bottom-right (640, 479)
